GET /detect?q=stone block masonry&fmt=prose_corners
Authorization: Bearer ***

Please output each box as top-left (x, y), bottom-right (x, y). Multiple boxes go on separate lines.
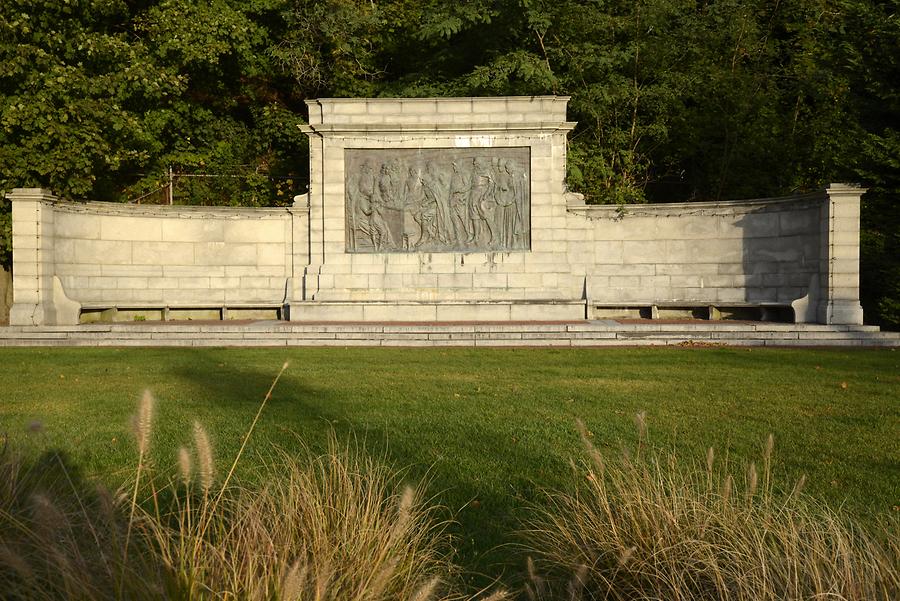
top-left (7, 96), bottom-right (865, 325)
top-left (7, 191), bottom-right (309, 325)
top-left (565, 191), bottom-right (858, 322)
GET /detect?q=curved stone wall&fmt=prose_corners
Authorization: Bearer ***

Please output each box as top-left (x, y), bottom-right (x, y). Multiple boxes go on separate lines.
top-left (8, 189), bottom-right (308, 325)
top-left (566, 194), bottom-right (823, 305)
top-left (6, 96), bottom-right (865, 325)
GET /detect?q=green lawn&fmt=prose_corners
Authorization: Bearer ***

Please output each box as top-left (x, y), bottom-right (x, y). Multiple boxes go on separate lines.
top-left (1, 347), bottom-right (897, 587)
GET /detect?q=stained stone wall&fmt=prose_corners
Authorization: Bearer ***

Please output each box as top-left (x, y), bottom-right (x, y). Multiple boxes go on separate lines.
top-left (6, 188), bottom-right (309, 326)
top-left (570, 184), bottom-right (864, 326)
top-left (566, 187), bottom-right (863, 325)
top-left (566, 195), bottom-right (825, 319)
top-left (293, 96), bottom-right (582, 320)
top-left (6, 96), bottom-right (866, 325)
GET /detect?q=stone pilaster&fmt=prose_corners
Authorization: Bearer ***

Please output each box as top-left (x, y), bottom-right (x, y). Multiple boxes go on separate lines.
top-left (285, 194), bottom-right (311, 305)
top-left (817, 183), bottom-right (865, 325)
top-left (8, 188), bottom-right (55, 325)
top-left (300, 128), bottom-right (326, 301)
top-left (7, 188), bottom-right (81, 325)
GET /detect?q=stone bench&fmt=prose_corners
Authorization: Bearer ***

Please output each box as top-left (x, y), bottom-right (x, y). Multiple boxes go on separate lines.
top-left (79, 302), bottom-right (285, 323)
top-left (590, 301), bottom-right (795, 322)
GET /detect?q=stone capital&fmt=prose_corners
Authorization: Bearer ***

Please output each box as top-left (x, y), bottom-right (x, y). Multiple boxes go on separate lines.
top-left (824, 183), bottom-right (867, 202)
top-left (7, 188), bottom-right (59, 203)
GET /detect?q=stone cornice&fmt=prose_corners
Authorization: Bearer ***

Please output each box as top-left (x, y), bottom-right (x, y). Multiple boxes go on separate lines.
top-left (567, 191), bottom-right (828, 219)
top-left (39, 199), bottom-right (306, 219)
top-left (300, 121), bottom-right (577, 136)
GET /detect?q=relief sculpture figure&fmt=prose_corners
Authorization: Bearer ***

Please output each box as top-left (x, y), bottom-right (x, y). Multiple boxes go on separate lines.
top-left (467, 157), bottom-right (495, 246)
top-left (422, 161), bottom-right (452, 245)
top-left (346, 148), bottom-right (529, 252)
top-left (378, 159), bottom-right (404, 210)
top-left (494, 158), bottom-right (523, 248)
top-left (368, 163), bottom-right (396, 250)
top-left (347, 160), bottom-right (376, 251)
top-left (402, 165), bottom-right (428, 250)
top-left (449, 160), bottom-right (472, 243)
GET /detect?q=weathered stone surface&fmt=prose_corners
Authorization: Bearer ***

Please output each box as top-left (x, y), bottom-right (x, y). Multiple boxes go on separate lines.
top-left (162, 219), bottom-right (224, 242)
top-left (4, 100), bottom-right (868, 327)
top-left (100, 216), bottom-right (162, 241)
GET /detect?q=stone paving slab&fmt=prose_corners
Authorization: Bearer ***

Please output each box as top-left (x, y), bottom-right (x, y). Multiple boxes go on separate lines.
top-left (0, 321), bottom-right (897, 348)
top-left (709, 331), bottom-right (801, 340)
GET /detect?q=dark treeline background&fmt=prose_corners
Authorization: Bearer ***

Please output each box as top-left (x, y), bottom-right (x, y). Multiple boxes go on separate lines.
top-left (1, 0), bottom-right (897, 327)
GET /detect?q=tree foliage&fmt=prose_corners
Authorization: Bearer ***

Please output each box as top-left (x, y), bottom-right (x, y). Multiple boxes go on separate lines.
top-left (0, 0), bottom-right (897, 326)
top-left (0, 0), bottom-right (180, 198)
top-left (0, 0), bottom-right (306, 206)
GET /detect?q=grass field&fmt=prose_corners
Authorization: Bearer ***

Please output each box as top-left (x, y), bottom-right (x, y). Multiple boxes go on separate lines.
top-left (0, 346), bottom-right (897, 588)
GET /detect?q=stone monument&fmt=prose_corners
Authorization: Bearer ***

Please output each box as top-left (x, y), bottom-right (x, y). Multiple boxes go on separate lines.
top-left (5, 96), bottom-right (866, 326)
top-left (290, 96), bottom-right (584, 320)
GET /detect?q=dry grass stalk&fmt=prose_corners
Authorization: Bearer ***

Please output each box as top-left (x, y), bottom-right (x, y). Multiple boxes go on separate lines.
top-left (633, 411), bottom-right (647, 460)
top-left (177, 446), bottom-right (192, 487)
top-left (524, 414), bottom-right (900, 600)
top-left (0, 446), bottom-right (163, 600)
top-left (145, 437), bottom-right (460, 600)
top-left (0, 362), bottom-right (503, 601)
top-left (192, 421), bottom-right (214, 493)
top-left (122, 389), bottom-right (156, 588)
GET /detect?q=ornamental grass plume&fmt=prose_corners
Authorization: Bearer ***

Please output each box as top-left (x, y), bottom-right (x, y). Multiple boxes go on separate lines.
top-left (177, 446), bottom-right (192, 487)
top-left (134, 389), bottom-right (155, 456)
top-left (0, 362), bottom-right (507, 601)
top-left (0, 445), bottom-right (164, 600)
top-left (147, 435), bottom-right (466, 601)
top-left (138, 360), bottom-right (486, 600)
top-left (191, 421), bottom-right (214, 493)
top-left (523, 416), bottom-right (900, 601)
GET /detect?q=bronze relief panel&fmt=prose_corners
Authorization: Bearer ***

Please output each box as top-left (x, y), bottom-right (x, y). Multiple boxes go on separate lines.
top-left (345, 147), bottom-right (530, 253)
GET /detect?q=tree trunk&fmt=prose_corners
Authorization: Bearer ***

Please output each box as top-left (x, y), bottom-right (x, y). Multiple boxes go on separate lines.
top-left (0, 266), bottom-right (10, 325)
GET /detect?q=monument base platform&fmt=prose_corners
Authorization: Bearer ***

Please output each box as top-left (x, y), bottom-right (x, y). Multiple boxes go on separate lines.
top-left (1, 321), bottom-right (897, 348)
top-left (286, 300), bottom-right (587, 322)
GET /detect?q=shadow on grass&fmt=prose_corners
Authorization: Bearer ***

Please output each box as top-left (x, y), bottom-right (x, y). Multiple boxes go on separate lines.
top-left (0, 445), bottom-right (167, 599)
top-left (168, 355), bottom-right (547, 590)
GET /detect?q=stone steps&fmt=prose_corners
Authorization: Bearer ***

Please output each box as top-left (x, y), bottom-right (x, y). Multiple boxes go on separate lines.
top-left (0, 321), bottom-right (897, 347)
